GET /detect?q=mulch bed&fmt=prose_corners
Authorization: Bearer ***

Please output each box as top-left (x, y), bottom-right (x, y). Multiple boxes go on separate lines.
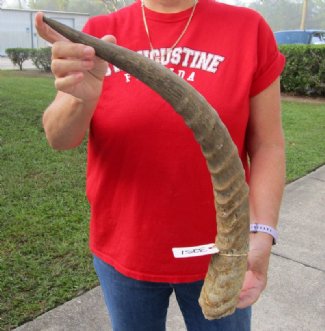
top-left (281, 94), bottom-right (325, 105)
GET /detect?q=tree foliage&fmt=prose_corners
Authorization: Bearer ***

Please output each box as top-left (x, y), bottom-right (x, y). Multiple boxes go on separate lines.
top-left (248, 0), bottom-right (325, 31)
top-left (4, 1), bottom-right (325, 29)
top-left (28, 0), bottom-right (69, 11)
top-left (29, 47), bottom-right (52, 71)
top-left (26, 0), bottom-right (135, 14)
top-left (308, 0), bottom-right (325, 28)
top-left (97, 0), bottom-right (134, 12)
top-left (5, 48), bottom-right (30, 70)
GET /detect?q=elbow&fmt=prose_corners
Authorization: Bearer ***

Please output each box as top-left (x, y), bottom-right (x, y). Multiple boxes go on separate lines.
top-left (44, 130), bottom-right (84, 150)
top-left (42, 116), bottom-right (83, 151)
top-left (46, 137), bottom-right (82, 151)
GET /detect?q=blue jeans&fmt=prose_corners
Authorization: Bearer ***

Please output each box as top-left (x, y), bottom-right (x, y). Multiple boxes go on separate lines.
top-left (93, 255), bottom-right (251, 331)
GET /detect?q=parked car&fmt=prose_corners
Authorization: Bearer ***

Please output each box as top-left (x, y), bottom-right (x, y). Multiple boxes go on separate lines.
top-left (274, 30), bottom-right (325, 45)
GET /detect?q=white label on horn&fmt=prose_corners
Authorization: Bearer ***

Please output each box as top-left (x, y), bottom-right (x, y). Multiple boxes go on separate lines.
top-left (172, 243), bottom-right (219, 258)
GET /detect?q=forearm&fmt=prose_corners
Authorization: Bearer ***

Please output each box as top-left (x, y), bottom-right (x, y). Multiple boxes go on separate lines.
top-left (249, 143), bottom-right (285, 228)
top-left (43, 92), bottom-right (97, 150)
top-left (35, 13), bottom-right (112, 151)
top-left (247, 78), bottom-right (285, 249)
top-left (237, 141), bottom-right (285, 308)
top-left (248, 143), bottom-right (285, 248)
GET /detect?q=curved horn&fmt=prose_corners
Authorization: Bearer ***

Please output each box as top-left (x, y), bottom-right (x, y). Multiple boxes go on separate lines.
top-left (42, 16), bottom-right (249, 320)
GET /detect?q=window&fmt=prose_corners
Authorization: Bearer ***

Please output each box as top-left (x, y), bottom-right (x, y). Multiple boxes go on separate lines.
top-left (311, 33), bottom-right (325, 45)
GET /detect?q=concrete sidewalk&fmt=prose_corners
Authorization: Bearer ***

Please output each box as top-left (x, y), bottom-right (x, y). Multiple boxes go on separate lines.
top-left (14, 166), bottom-right (325, 331)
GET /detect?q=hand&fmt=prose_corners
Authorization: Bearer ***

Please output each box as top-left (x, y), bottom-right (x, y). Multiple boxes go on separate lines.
top-left (237, 233), bottom-right (273, 308)
top-left (35, 12), bottom-right (116, 103)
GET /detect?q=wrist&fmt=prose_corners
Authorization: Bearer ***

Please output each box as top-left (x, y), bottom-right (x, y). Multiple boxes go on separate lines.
top-left (250, 223), bottom-right (278, 245)
top-left (65, 95), bottom-right (98, 122)
top-left (249, 232), bottom-right (273, 252)
top-left (76, 95), bottom-right (99, 113)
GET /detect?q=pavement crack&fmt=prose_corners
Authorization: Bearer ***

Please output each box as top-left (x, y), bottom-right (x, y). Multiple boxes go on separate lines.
top-left (271, 252), bottom-right (325, 272)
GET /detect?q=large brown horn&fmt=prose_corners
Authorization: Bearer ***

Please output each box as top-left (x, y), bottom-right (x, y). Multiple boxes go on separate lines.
top-left (42, 16), bottom-right (249, 320)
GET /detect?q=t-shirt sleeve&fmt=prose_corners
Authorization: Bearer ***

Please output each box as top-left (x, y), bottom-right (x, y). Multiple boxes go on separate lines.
top-left (250, 16), bottom-right (285, 97)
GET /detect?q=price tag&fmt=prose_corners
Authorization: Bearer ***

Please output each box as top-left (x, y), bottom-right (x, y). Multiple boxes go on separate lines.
top-left (172, 243), bottom-right (219, 258)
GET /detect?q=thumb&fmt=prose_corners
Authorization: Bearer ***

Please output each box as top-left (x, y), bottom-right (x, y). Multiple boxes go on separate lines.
top-left (35, 12), bottom-right (68, 44)
top-left (101, 35), bottom-right (117, 44)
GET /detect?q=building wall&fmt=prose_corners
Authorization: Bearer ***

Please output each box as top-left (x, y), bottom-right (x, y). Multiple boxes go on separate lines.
top-left (0, 9), bottom-right (89, 56)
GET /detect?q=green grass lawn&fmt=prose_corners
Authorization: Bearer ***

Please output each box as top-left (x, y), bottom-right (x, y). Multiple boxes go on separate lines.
top-left (0, 71), bottom-right (96, 330)
top-left (282, 100), bottom-right (325, 181)
top-left (0, 70), bottom-right (324, 330)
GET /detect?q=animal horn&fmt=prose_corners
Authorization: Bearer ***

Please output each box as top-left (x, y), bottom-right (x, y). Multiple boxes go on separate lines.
top-left (42, 16), bottom-right (250, 320)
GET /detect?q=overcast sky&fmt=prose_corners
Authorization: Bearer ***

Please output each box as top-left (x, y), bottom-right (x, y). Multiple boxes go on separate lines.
top-left (218, 0), bottom-right (256, 4)
top-left (3, 0), bottom-right (257, 6)
top-left (1, 0), bottom-right (259, 11)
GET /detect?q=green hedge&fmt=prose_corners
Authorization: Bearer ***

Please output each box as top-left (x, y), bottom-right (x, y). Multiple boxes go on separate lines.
top-left (5, 46), bottom-right (325, 97)
top-left (30, 48), bottom-right (52, 72)
top-left (5, 47), bottom-right (52, 72)
top-left (279, 45), bottom-right (325, 97)
top-left (5, 48), bottom-right (30, 71)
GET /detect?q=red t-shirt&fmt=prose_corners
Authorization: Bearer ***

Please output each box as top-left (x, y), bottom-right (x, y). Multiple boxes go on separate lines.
top-left (83, 0), bottom-right (285, 282)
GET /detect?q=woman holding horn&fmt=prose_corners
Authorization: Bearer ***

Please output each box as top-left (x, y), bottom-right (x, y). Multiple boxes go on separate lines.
top-left (35, 1), bottom-right (285, 330)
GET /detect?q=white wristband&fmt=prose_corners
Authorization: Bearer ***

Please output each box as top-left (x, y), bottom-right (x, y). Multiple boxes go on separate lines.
top-left (250, 223), bottom-right (278, 245)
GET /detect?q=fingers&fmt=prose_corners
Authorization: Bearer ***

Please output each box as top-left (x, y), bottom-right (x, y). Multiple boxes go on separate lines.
top-left (51, 44), bottom-right (97, 96)
top-left (50, 33), bottom-right (117, 80)
top-left (52, 41), bottom-right (95, 60)
top-left (236, 265), bottom-right (267, 309)
top-left (236, 273), bottom-right (261, 308)
top-left (51, 58), bottom-right (94, 77)
top-left (35, 11), bottom-right (117, 100)
top-left (54, 72), bottom-right (84, 92)
top-left (46, 30), bottom-right (116, 97)
top-left (50, 33), bottom-right (116, 75)
top-left (35, 12), bottom-right (68, 44)
top-left (237, 290), bottom-right (260, 309)
top-left (51, 41), bottom-right (94, 76)
top-left (101, 35), bottom-right (117, 44)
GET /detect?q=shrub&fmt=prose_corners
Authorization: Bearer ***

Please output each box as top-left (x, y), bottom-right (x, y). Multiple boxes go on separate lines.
top-left (279, 45), bottom-right (325, 97)
top-left (5, 48), bottom-right (31, 71)
top-left (30, 47), bottom-right (52, 72)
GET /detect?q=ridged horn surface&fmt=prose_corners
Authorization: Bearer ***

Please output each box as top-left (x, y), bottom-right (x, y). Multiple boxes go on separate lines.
top-left (42, 16), bottom-right (250, 320)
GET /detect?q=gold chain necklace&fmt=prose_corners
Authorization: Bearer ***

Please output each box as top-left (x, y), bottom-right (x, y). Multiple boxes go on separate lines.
top-left (141, 0), bottom-right (198, 63)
